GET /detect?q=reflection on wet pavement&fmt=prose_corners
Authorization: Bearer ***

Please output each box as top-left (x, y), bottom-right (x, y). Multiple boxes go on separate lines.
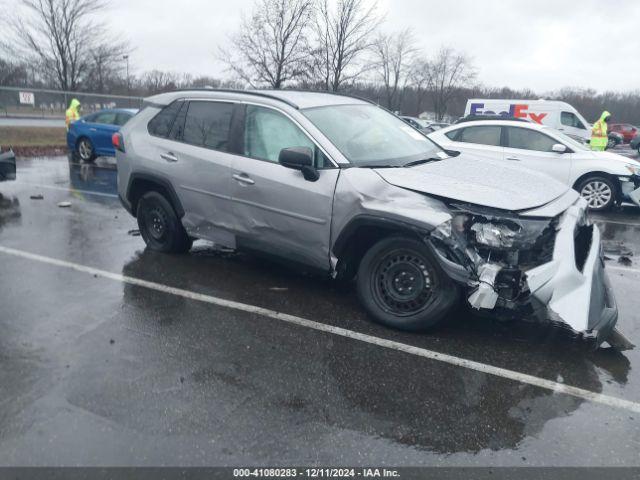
top-left (0, 156), bottom-right (639, 465)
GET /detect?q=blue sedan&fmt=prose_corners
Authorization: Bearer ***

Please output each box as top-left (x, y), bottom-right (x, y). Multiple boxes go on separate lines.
top-left (67, 108), bottom-right (138, 161)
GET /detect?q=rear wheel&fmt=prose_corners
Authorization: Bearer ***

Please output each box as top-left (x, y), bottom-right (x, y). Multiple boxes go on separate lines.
top-left (356, 236), bottom-right (458, 331)
top-left (606, 137), bottom-right (616, 150)
top-left (578, 176), bottom-right (616, 211)
top-left (136, 191), bottom-right (192, 253)
top-left (76, 137), bottom-right (95, 162)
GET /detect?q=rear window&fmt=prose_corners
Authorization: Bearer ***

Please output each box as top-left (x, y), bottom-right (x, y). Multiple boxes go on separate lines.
top-left (148, 101), bottom-right (183, 138)
top-left (115, 112), bottom-right (132, 126)
top-left (94, 111), bottom-right (117, 125)
top-left (182, 101), bottom-right (234, 151)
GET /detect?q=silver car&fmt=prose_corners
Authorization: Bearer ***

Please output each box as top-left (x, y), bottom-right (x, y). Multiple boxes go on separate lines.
top-left (115, 90), bottom-right (620, 347)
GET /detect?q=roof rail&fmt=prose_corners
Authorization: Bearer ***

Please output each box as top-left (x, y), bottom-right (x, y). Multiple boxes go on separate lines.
top-left (157, 88), bottom-right (300, 109)
top-left (157, 88), bottom-right (378, 110)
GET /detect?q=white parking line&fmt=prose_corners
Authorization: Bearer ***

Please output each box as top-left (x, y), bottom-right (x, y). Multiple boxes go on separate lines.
top-left (1, 245), bottom-right (639, 414)
top-left (592, 218), bottom-right (640, 227)
top-left (13, 181), bottom-right (118, 199)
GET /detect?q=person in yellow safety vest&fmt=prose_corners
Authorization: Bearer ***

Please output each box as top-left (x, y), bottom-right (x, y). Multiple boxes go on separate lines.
top-left (590, 110), bottom-right (611, 151)
top-left (65, 98), bottom-right (81, 131)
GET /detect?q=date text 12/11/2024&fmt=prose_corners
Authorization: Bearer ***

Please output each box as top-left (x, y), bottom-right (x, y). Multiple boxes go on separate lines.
top-left (233, 468), bottom-right (400, 478)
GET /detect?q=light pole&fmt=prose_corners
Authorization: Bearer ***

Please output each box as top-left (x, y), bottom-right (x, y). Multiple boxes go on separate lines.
top-left (123, 54), bottom-right (130, 106)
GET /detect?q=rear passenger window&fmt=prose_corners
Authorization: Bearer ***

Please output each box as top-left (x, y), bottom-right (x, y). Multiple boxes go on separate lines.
top-left (506, 127), bottom-right (556, 152)
top-left (182, 101), bottom-right (234, 151)
top-left (456, 126), bottom-right (501, 146)
top-left (148, 101), bottom-right (182, 138)
top-left (168, 102), bottom-right (189, 140)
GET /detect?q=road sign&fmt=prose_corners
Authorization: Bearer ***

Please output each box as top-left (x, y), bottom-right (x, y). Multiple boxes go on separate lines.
top-left (19, 91), bottom-right (35, 105)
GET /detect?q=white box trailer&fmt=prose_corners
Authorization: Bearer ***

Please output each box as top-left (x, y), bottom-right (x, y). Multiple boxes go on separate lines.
top-left (465, 99), bottom-right (592, 141)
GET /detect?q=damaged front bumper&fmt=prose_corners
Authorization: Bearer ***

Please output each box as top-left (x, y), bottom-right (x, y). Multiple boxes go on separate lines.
top-left (428, 200), bottom-right (619, 347)
top-left (525, 205), bottom-right (618, 346)
top-left (620, 176), bottom-right (640, 207)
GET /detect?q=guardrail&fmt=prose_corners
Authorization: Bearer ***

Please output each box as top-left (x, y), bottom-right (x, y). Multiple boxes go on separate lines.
top-left (0, 85), bottom-right (144, 119)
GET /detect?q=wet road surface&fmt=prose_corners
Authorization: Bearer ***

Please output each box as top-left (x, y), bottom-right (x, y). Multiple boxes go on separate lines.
top-left (1, 156), bottom-right (640, 466)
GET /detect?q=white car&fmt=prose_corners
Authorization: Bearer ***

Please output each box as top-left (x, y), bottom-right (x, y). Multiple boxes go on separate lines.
top-left (429, 120), bottom-right (640, 211)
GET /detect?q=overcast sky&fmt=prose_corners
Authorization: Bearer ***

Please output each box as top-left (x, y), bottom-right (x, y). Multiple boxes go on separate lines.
top-left (104, 0), bottom-right (639, 93)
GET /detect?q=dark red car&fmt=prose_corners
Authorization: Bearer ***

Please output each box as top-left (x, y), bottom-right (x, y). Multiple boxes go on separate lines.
top-left (610, 123), bottom-right (638, 143)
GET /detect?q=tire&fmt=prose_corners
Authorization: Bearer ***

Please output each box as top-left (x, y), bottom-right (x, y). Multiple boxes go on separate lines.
top-left (136, 191), bottom-right (192, 253)
top-left (356, 236), bottom-right (459, 331)
top-left (76, 137), bottom-right (95, 162)
top-left (577, 176), bottom-right (616, 211)
top-left (606, 138), bottom-right (616, 150)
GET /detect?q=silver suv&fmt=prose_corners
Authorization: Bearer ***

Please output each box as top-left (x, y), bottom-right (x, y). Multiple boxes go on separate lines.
top-left (116, 90), bottom-right (619, 347)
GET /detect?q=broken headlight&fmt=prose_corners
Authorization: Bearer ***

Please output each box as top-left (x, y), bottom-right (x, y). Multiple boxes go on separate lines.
top-left (434, 205), bottom-right (558, 267)
top-left (469, 220), bottom-right (520, 249)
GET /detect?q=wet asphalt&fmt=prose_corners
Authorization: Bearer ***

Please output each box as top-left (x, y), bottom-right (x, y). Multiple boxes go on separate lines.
top-left (1, 154), bottom-right (640, 467)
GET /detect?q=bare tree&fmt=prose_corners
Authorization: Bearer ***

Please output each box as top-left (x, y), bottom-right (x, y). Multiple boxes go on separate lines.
top-left (427, 47), bottom-right (476, 121)
top-left (8, 0), bottom-right (118, 91)
top-left (140, 70), bottom-right (180, 94)
top-left (219, 0), bottom-right (313, 89)
top-left (372, 29), bottom-right (417, 111)
top-left (85, 41), bottom-right (130, 93)
top-left (312, 0), bottom-right (380, 91)
top-left (408, 57), bottom-right (433, 115)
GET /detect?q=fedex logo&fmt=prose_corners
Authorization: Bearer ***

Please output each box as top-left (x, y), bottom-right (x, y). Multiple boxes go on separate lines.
top-left (470, 103), bottom-right (547, 124)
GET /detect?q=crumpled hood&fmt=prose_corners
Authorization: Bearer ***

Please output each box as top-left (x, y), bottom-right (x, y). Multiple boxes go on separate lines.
top-left (374, 154), bottom-right (570, 211)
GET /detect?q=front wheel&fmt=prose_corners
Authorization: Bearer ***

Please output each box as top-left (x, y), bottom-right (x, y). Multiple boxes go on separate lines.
top-left (578, 176), bottom-right (616, 211)
top-left (136, 191), bottom-right (192, 253)
top-left (606, 137), bottom-right (616, 150)
top-left (356, 236), bottom-right (459, 331)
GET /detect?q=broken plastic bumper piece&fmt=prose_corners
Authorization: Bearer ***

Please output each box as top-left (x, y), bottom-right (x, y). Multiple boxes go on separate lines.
top-left (524, 203), bottom-right (618, 346)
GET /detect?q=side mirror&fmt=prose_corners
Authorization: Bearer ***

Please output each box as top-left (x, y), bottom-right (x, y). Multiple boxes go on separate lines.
top-left (278, 147), bottom-right (319, 182)
top-left (551, 143), bottom-right (568, 153)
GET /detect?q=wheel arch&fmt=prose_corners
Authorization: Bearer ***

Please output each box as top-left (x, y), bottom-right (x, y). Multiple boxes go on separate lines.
top-left (332, 215), bottom-right (431, 281)
top-left (126, 172), bottom-right (185, 219)
top-left (572, 171), bottom-right (622, 201)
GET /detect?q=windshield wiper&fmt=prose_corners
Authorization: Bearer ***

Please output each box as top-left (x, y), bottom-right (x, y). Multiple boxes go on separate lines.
top-left (402, 157), bottom-right (442, 168)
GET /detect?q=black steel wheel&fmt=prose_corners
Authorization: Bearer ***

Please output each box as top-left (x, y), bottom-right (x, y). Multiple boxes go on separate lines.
top-left (356, 236), bottom-right (458, 331)
top-left (136, 191), bottom-right (192, 253)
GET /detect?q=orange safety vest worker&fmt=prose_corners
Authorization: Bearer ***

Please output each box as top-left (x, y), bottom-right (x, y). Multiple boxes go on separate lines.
top-left (590, 110), bottom-right (610, 151)
top-left (65, 98), bottom-right (81, 130)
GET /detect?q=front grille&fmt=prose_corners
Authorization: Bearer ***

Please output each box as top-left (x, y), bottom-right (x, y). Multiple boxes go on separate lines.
top-left (574, 224), bottom-right (593, 272)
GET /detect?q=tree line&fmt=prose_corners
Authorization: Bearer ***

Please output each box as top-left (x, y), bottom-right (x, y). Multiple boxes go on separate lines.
top-left (1, 0), bottom-right (639, 124)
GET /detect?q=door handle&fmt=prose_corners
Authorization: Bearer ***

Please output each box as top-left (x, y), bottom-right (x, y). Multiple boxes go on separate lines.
top-left (233, 173), bottom-right (255, 185)
top-left (506, 156), bottom-right (521, 161)
top-left (90, 128), bottom-right (97, 132)
top-left (160, 152), bottom-right (178, 162)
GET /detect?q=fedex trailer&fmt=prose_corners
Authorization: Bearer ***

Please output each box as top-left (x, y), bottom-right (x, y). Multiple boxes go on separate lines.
top-left (465, 99), bottom-right (592, 141)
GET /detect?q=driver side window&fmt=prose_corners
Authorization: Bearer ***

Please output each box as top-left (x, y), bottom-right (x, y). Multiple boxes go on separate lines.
top-left (244, 105), bottom-right (328, 167)
top-left (506, 127), bottom-right (557, 152)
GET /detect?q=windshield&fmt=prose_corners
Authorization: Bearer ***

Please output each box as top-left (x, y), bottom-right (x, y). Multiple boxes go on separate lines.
top-left (542, 127), bottom-right (590, 151)
top-left (303, 104), bottom-right (443, 167)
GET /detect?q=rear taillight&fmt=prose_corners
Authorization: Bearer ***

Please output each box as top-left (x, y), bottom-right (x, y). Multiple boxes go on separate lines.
top-left (112, 132), bottom-right (125, 152)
